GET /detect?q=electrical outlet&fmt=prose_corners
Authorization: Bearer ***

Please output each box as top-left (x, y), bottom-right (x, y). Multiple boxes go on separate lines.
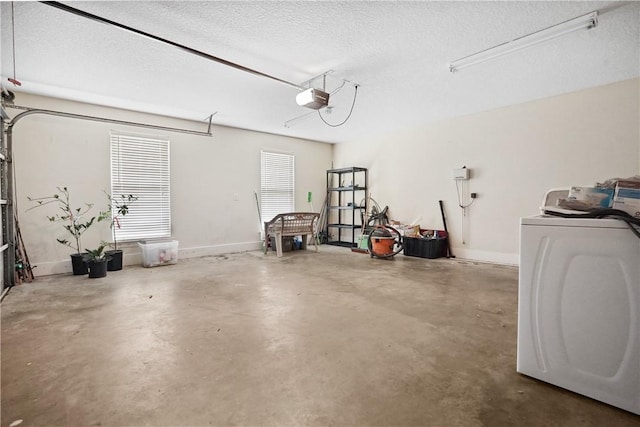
top-left (470, 193), bottom-right (478, 199)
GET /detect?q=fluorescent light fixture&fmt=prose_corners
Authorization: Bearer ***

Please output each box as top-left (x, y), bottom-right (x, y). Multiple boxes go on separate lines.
top-left (449, 11), bottom-right (598, 73)
top-left (296, 88), bottom-right (330, 109)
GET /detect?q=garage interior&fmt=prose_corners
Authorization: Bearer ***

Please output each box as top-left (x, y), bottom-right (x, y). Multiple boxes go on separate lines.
top-left (1, 1), bottom-right (639, 426)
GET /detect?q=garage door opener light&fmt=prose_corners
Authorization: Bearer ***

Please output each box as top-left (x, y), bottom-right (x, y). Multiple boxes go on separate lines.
top-left (295, 88), bottom-right (330, 110)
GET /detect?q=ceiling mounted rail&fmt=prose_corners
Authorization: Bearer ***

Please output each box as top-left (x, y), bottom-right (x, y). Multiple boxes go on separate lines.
top-left (5, 105), bottom-right (214, 137)
top-left (40, 1), bottom-right (305, 91)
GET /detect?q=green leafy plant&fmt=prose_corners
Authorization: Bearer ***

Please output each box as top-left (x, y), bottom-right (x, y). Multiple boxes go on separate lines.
top-left (102, 192), bottom-right (138, 251)
top-left (83, 244), bottom-right (109, 262)
top-left (27, 187), bottom-right (102, 254)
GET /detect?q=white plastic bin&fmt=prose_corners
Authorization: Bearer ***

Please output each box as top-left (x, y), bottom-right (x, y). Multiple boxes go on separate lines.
top-left (138, 240), bottom-right (179, 267)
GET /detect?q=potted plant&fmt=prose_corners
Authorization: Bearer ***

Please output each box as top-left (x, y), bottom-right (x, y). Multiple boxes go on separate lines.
top-left (83, 244), bottom-right (110, 278)
top-left (102, 192), bottom-right (138, 271)
top-left (28, 187), bottom-right (102, 275)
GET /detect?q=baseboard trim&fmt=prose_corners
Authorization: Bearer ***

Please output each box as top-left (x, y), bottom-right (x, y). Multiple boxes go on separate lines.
top-left (449, 248), bottom-right (519, 266)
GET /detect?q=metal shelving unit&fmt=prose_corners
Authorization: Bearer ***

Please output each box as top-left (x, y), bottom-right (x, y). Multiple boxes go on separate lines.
top-left (325, 167), bottom-right (368, 248)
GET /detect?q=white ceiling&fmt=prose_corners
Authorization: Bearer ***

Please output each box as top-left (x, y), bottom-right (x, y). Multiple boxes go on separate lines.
top-left (1, 1), bottom-right (638, 144)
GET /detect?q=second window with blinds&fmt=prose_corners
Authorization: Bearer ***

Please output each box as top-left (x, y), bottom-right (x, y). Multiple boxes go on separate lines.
top-left (110, 132), bottom-right (171, 241)
top-left (260, 150), bottom-right (295, 224)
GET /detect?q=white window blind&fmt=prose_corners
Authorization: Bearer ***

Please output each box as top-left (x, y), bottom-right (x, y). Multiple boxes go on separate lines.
top-left (110, 132), bottom-right (171, 241)
top-left (261, 151), bottom-right (295, 223)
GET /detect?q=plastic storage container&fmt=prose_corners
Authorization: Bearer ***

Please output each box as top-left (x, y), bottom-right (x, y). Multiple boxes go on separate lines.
top-left (269, 236), bottom-right (294, 252)
top-left (138, 240), bottom-right (179, 267)
top-left (403, 237), bottom-right (447, 259)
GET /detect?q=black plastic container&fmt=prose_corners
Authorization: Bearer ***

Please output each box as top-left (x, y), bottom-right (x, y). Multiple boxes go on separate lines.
top-left (70, 253), bottom-right (88, 275)
top-left (106, 250), bottom-right (123, 271)
top-left (269, 236), bottom-right (294, 252)
top-left (403, 237), bottom-right (447, 259)
top-left (87, 260), bottom-right (108, 278)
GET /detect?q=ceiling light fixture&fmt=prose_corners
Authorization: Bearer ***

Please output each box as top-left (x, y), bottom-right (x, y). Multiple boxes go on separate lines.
top-left (285, 73), bottom-right (359, 128)
top-left (449, 10), bottom-right (598, 73)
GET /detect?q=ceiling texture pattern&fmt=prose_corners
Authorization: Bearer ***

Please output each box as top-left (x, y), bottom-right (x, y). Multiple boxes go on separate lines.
top-left (1, 1), bottom-right (638, 144)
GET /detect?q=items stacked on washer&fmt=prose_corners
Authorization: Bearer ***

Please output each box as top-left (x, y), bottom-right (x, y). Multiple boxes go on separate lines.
top-left (547, 175), bottom-right (640, 218)
top-left (611, 178), bottom-right (640, 218)
top-left (541, 176), bottom-right (640, 239)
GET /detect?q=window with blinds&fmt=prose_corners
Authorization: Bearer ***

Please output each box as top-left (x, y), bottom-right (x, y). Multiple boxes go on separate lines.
top-left (110, 132), bottom-right (171, 241)
top-left (261, 151), bottom-right (295, 223)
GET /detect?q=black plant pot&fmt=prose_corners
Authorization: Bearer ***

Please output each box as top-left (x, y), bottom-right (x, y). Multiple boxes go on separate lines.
top-left (70, 253), bottom-right (88, 275)
top-left (106, 250), bottom-right (123, 271)
top-left (87, 260), bottom-right (108, 278)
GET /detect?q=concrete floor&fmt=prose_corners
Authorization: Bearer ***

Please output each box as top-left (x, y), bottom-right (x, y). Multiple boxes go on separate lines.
top-left (1, 247), bottom-right (638, 427)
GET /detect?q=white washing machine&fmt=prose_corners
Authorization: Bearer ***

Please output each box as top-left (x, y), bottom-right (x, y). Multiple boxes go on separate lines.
top-left (518, 215), bottom-right (640, 415)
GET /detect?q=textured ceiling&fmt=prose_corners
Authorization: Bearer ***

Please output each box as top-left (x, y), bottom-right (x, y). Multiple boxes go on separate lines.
top-left (1, 1), bottom-right (639, 144)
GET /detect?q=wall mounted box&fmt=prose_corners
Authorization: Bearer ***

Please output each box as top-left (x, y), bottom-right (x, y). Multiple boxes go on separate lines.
top-left (138, 240), bottom-right (179, 267)
top-left (453, 168), bottom-right (470, 180)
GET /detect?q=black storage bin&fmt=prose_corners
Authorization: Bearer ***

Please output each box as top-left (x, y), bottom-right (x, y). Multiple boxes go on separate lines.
top-left (269, 236), bottom-right (294, 252)
top-left (403, 237), bottom-right (447, 259)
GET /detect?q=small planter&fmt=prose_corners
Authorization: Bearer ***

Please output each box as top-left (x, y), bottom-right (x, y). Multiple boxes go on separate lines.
top-left (87, 260), bottom-right (108, 278)
top-left (106, 250), bottom-right (123, 271)
top-left (70, 253), bottom-right (88, 275)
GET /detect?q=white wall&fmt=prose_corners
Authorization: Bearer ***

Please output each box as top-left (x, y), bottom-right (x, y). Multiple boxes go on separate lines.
top-left (334, 78), bottom-right (640, 265)
top-left (13, 93), bottom-right (333, 275)
top-left (12, 78), bottom-right (640, 273)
